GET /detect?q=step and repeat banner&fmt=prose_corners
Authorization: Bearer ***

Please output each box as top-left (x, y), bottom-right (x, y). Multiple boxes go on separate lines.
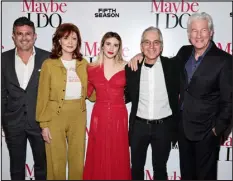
top-left (1, 1), bottom-right (232, 180)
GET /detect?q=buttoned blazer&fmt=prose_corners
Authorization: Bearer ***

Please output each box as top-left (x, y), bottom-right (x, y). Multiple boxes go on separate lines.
top-left (177, 41), bottom-right (232, 140)
top-left (1, 47), bottom-right (50, 129)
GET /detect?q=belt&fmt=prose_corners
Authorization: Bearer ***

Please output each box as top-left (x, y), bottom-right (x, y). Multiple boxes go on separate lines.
top-left (135, 115), bottom-right (171, 124)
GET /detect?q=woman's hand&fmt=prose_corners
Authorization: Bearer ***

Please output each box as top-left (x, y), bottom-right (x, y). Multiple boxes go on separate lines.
top-left (42, 127), bottom-right (52, 144)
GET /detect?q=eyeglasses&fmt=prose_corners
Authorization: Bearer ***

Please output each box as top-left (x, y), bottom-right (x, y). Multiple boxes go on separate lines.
top-left (142, 40), bottom-right (161, 47)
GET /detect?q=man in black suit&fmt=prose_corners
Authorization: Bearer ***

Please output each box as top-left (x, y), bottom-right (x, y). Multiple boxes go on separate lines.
top-left (177, 12), bottom-right (232, 180)
top-left (1, 17), bottom-right (50, 180)
top-left (125, 27), bottom-right (180, 180)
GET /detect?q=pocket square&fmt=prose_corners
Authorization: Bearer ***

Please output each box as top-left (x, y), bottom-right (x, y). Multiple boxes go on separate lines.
top-left (38, 69), bottom-right (41, 72)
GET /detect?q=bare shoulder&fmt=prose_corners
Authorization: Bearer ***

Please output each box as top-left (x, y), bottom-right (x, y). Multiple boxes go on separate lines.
top-left (119, 60), bottom-right (128, 69)
top-left (121, 60), bottom-right (128, 65)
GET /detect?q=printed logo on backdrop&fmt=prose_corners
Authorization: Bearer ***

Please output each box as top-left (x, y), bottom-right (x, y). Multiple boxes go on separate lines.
top-left (216, 42), bottom-right (232, 54)
top-left (95, 8), bottom-right (119, 18)
top-left (230, 12), bottom-right (232, 17)
top-left (151, 0), bottom-right (199, 29)
top-left (22, 0), bottom-right (67, 28)
top-left (83, 42), bottom-right (129, 63)
top-left (219, 136), bottom-right (232, 162)
top-left (145, 170), bottom-right (181, 180)
top-left (25, 164), bottom-right (34, 180)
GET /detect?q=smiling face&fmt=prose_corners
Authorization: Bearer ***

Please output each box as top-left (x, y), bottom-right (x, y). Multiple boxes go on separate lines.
top-left (102, 37), bottom-right (120, 60)
top-left (189, 19), bottom-right (213, 52)
top-left (60, 31), bottom-right (78, 55)
top-left (141, 30), bottom-right (162, 62)
top-left (12, 25), bottom-right (37, 52)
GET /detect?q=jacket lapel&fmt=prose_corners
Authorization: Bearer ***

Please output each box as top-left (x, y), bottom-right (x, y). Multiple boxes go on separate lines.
top-left (187, 42), bottom-right (216, 88)
top-left (160, 56), bottom-right (171, 93)
top-left (9, 49), bottom-right (20, 87)
top-left (135, 58), bottom-right (144, 97)
top-left (182, 47), bottom-right (193, 89)
top-left (26, 48), bottom-right (44, 89)
top-left (76, 59), bottom-right (86, 86)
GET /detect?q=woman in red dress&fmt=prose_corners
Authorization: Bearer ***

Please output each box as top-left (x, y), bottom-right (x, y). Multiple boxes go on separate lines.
top-left (83, 32), bottom-right (131, 180)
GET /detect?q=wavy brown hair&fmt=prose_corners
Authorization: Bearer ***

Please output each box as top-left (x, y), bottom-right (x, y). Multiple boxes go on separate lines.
top-left (50, 23), bottom-right (83, 61)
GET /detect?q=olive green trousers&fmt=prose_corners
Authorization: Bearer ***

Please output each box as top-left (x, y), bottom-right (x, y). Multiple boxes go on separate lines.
top-left (45, 99), bottom-right (86, 180)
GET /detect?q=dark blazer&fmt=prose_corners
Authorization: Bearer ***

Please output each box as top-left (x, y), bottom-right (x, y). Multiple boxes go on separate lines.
top-left (125, 56), bottom-right (180, 140)
top-left (1, 47), bottom-right (50, 130)
top-left (177, 41), bottom-right (232, 141)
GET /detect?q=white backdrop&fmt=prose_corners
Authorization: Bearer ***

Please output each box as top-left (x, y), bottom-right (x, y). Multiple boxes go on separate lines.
top-left (1, 1), bottom-right (232, 180)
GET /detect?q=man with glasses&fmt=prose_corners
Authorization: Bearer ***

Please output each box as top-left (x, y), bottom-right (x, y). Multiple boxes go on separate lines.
top-left (125, 26), bottom-right (180, 180)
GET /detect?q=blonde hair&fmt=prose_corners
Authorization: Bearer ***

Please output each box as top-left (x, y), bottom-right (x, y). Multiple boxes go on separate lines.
top-left (90, 32), bottom-right (124, 66)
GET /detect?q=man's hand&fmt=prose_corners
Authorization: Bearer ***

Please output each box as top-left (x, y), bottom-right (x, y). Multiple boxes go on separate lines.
top-left (128, 53), bottom-right (144, 71)
top-left (212, 127), bottom-right (217, 136)
top-left (42, 127), bottom-right (52, 144)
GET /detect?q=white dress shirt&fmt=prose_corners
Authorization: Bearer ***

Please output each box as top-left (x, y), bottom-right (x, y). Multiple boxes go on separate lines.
top-left (15, 47), bottom-right (35, 90)
top-left (61, 59), bottom-right (81, 100)
top-left (136, 56), bottom-right (172, 119)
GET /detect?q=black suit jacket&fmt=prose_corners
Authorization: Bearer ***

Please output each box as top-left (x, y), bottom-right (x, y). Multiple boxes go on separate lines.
top-left (125, 56), bottom-right (180, 140)
top-left (177, 41), bottom-right (232, 141)
top-left (1, 47), bottom-right (50, 130)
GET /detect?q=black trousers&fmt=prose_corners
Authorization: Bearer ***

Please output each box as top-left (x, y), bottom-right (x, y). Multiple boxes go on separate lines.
top-left (3, 116), bottom-right (46, 180)
top-left (178, 119), bottom-right (221, 180)
top-left (130, 116), bottom-right (173, 180)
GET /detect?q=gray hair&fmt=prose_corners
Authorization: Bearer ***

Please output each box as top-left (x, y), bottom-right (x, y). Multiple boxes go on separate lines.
top-left (187, 12), bottom-right (214, 36)
top-left (141, 26), bottom-right (163, 48)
